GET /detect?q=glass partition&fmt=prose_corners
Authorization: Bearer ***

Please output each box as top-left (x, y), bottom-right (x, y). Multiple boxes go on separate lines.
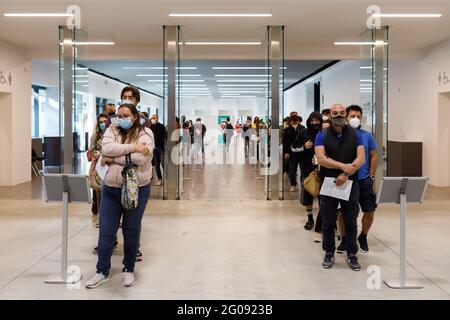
top-left (162, 26), bottom-right (278, 200)
top-left (359, 27), bottom-right (389, 178)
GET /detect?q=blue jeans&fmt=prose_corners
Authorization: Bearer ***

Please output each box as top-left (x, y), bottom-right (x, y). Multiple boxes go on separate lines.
top-left (96, 184), bottom-right (151, 275)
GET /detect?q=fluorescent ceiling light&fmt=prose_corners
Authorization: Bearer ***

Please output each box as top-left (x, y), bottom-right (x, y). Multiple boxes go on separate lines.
top-left (214, 74), bottom-right (270, 77)
top-left (147, 80), bottom-right (204, 82)
top-left (73, 75), bottom-right (89, 78)
top-left (169, 13), bottom-right (272, 17)
top-left (360, 80), bottom-right (373, 82)
top-left (137, 74), bottom-right (201, 77)
top-left (123, 67), bottom-right (197, 70)
top-left (212, 66), bottom-right (286, 70)
top-left (371, 13), bottom-right (442, 18)
top-left (220, 96), bottom-right (257, 98)
top-left (334, 41), bottom-right (388, 46)
top-left (179, 84), bottom-right (207, 87)
top-left (75, 80), bottom-right (88, 83)
top-left (218, 84), bottom-right (267, 87)
top-left (217, 80), bottom-right (269, 83)
top-left (185, 42), bottom-right (262, 46)
top-left (60, 41), bottom-right (115, 46)
top-left (4, 13), bottom-right (74, 17)
top-left (360, 66), bottom-right (372, 69)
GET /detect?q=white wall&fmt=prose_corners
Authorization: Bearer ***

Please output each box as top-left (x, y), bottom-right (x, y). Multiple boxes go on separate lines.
top-left (284, 60), bottom-right (360, 119)
top-left (0, 40), bottom-right (32, 186)
top-left (388, 38), bottom-right (450, 186)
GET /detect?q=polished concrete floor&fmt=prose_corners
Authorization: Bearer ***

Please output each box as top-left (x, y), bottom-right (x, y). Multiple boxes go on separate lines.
top-left (0, 172), bottom-right (450, 299)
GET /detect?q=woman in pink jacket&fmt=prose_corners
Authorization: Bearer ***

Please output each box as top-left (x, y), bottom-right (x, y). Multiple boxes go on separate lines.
top-left (86, 103), bottom-right (154, 289)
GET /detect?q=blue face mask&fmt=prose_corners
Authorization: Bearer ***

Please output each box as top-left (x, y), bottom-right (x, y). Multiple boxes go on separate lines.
top-left (99, 123), bottom-right (106, 132)
top-left (119, 117), bottom-right (133, 130)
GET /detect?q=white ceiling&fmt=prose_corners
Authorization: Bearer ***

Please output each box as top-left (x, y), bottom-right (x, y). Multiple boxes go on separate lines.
top-left (78, 59), bottom-right (335, 97)
top-left (1, 0), bottom-right (450, 60)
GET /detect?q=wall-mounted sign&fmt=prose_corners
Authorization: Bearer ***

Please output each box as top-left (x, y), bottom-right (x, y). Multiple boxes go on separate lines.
top-left (0, 70), bottom-right (12, 86)
top-left (438, 72), bottom-right (449, 86)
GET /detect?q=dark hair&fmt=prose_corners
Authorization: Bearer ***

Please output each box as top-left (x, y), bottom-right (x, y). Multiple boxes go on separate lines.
top-left (95, 113), bottom-right (108, 137)
top-left (121, 86), bottom-right (141, 103)
top-left (226, 117), bottom-right (230, 122)
top-left (182, 121), bottom-right (189, 129)
top-left (321, 108), bottom-right (331, 116)
top-left (346, 104), bottom-right (363, 115)
top-left (196, 118), bottom-right (201, 122)
top-left (290, 114), bottom-right (300, 123)
top-left (103, 103), bottom-right (115, 111)
top-left (117, 103), bottom-right (144, 144)
top-left (140, 111), bottom-right (149, 118)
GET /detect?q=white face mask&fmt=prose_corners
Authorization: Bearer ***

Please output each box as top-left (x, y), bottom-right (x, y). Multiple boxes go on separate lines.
top-left (349, 117), bottom-right (361, 129)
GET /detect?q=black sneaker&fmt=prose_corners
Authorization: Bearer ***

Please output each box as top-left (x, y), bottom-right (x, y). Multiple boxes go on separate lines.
top-left (336, 237), bottom-right (346, 254)
top-left (347, 254), bottom-right (361, 271)
top-left (136, 249), bottom-right (143, 262)
top-left (322, 252), bottom-right (335, 269)
top-left (358, 233), bottom-right (369, 253)
top-left (304, 219), bottom-right (314, 231)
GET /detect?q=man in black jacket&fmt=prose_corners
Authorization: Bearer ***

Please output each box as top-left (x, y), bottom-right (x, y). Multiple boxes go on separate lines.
top-left (291, 112), bottom-right (323, 231)
top-left (283, 114), bottom-right (304, 192)
top-left (150, 114), bottom-right (166, 186)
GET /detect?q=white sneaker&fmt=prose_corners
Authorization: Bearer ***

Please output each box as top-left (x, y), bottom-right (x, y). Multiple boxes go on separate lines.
top-left (154, 179), bottom-right (161, 186)
top-left (290, 186), bottom-right (296, 192)
top-left (314, 232), bottom-right (322, 243)
top-left (122, 272), bottom-right (135, 287)
top-left (85, 273), bottom-right (109, 289)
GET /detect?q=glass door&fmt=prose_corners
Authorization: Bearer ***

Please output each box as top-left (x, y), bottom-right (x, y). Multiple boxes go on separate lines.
top-left (359, 27), bottom-right (389, 180)
top-left (162, 25), bottom-right (284, 200)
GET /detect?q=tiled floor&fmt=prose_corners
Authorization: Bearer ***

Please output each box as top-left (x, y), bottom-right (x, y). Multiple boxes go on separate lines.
top-left (0, 173), bottom-right (449, 299)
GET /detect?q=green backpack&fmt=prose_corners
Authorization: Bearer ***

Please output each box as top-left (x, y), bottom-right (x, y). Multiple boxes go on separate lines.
top-left (121, 154), bottom-right (139, 213)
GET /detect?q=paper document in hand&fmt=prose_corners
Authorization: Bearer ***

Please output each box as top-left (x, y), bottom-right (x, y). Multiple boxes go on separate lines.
top-left (320, 177), bottom-right (353, 201)
top-left (95, 161), bottom-right (109, 181)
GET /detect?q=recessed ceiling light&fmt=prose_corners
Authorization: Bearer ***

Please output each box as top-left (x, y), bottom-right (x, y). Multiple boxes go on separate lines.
top-left (4, 13), bottom-right (74, 17)
top-left (371, 13), bottom-right (442, 18)
top-left (169, 13), bottom-right (272, 17)
top-left (185, 42), bottom-right (262, 46)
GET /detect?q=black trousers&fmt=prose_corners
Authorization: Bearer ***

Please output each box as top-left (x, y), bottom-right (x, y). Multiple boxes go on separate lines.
top-left (152, 148), bottom-right (163, 180)
top-left (320, 181), bottom-right (360, 255)
top-left (288, 153), bottom-right (301, 186)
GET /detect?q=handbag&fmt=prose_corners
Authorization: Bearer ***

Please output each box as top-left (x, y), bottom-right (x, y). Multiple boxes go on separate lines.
top-left (121, 154), bottom-right (139, 213)
top-left (304, 168), bottom-right (321, 198)
top-left (88, 159), bottom-right (102, 191)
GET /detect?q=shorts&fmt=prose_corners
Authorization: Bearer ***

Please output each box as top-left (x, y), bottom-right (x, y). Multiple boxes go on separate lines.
top-left (358, 177), bottom-right (377, 213)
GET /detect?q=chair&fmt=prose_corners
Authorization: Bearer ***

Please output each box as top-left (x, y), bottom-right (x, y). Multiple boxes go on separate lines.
top-left (32, 149), bottom-right (46, 176)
